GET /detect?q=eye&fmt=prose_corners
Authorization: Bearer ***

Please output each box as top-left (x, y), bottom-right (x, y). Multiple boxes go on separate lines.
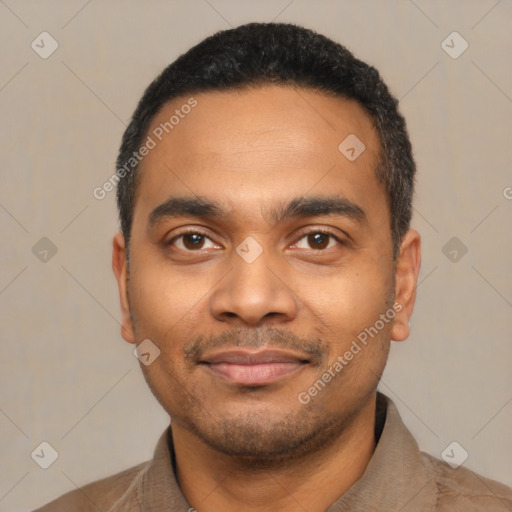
top-left (169, 231), bottom-right (219, 251)
top-left (294, 231), bottom-right (342, 250)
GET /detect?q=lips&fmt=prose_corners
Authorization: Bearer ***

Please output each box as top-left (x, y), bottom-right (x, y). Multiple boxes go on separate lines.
top-left (199, 349), bottom-right (310, 386)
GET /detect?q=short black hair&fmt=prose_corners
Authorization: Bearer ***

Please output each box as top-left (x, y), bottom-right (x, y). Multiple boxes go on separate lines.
top-left (116, 22), bottom-right (416, 259)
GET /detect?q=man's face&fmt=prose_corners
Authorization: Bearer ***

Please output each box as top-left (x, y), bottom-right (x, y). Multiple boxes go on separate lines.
top-left (114, 86), bottom-right (412, 461)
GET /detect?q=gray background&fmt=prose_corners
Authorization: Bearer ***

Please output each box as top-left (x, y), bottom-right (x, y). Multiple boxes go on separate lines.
top-left (1, 1), bottom-right (511, 510)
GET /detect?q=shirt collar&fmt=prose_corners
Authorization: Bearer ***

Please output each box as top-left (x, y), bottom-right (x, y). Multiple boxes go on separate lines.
top-left (326, 393), bottom-right (438, 511)
top-left (138, 425), bottom-right (190, 511)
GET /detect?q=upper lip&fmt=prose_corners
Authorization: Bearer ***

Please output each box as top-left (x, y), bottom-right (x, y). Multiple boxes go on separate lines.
top-left (199, 349), bottom-right (310, 365)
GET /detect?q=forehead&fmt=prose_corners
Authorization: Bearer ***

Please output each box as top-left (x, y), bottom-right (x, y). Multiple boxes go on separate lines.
top-left (134, 85), bottom-right (386, 227)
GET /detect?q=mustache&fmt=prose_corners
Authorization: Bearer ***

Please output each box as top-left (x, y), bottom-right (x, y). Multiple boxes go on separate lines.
top-left (184, 326), bottom-right (328, 364)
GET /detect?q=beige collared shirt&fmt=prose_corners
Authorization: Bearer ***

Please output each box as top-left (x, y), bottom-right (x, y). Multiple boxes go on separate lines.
top-left (34, 394), bottom-right (512, 511)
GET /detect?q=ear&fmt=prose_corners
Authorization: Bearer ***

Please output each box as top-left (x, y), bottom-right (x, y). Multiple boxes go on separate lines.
top-left (390, 229), bottom-right (421, 342)
top-left (112, 232), bottom-right (136, 344)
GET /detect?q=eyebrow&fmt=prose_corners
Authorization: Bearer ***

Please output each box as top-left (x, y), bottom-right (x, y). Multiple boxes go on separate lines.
top-left (147, 195), bottom-right (367, 229)
top-left (268, 196), bottom-right (367, 225)
top-left (148, 196), bottom-right (225, 228)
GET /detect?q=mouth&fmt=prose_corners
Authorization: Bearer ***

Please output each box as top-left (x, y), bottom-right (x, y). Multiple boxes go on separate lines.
top-left (198, 349), bottom-right (310, 386)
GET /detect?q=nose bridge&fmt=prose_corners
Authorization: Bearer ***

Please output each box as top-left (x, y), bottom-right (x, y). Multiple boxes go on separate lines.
top-left (209, 241), bottom-right (297, 325)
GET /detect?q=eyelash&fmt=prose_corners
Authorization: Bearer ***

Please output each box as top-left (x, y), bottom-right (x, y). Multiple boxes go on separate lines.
top-left (167, 228), bottom-right (346, 251)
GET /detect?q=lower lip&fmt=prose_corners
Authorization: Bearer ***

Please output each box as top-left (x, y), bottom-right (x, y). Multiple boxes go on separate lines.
top-left (203, 362), bottom-right (306, 386)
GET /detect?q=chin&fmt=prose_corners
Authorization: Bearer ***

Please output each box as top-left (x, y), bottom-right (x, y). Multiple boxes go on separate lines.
top-left (173, 404), bottom-right (350, 467)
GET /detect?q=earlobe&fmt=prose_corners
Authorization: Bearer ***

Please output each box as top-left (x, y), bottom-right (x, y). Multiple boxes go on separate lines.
top-left (390, 229), bottom-right (421, 342)
top-left (112, 232), bottom-right (136, 344)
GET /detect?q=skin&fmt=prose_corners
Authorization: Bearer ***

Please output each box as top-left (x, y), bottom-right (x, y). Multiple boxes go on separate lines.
top-left (112, 85), bottom-right (421, 512)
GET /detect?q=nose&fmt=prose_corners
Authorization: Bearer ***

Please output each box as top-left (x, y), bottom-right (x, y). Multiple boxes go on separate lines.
top-left (209, 246), bottom-right (298, 327)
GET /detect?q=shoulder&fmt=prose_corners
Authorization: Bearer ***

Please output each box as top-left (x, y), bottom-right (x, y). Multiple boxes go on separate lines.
top-left (32, 460), bottom-right (150, 512)
top-left (422, 452), bottom-right (512, 511)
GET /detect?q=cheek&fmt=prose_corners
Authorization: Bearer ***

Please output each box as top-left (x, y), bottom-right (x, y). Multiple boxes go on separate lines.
top-left (128, 266), bottom-right (204, 398)
top-left (310, 270), bottom-right (393, 397)
top-left (128, 261), bottom-right (208, 341)
top-left (306, 263), bottom-right (393, 338)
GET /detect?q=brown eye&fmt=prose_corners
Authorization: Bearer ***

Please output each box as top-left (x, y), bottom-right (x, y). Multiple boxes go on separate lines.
top-left (307, 233), bottom-right (330, 249)
top-left (170, 232), bottom-right (219, 251)
top-left (295, 231), bottom-right (339, 251)
top-left (182, 233), bottom-right (205, 250)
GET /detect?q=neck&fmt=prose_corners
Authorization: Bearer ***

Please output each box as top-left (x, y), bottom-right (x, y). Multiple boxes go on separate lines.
top-left (172, 394), bottom-right (377, 512)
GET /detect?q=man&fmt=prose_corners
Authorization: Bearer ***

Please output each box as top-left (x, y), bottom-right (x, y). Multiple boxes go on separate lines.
top-left (35, 22), bottom-right (512, 512)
